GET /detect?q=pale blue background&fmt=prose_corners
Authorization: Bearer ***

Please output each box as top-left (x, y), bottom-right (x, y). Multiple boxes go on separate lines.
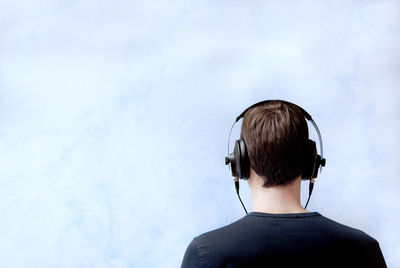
top-left (1, 0), bottom-right (399, 267)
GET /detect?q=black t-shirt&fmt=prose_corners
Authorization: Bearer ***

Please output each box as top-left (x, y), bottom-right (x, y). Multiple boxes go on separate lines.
top-left (181, 212), bottom-right (386, 268)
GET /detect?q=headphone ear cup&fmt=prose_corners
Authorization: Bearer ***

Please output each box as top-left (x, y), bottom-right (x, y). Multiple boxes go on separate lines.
top-left (227, 139), bottom-right (250, 180)
top-left (238, 139), bottom-right (250, 179)
top-left (302, 139), bottom-right (317, 180)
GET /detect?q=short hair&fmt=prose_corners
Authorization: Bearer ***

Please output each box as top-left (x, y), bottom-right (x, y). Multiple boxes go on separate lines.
top-left (240, 100), bottom-right (309, 187)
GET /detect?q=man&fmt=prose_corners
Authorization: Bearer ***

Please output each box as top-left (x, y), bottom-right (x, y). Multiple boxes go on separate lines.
top-left (181, 100), bottom-right (386, 267)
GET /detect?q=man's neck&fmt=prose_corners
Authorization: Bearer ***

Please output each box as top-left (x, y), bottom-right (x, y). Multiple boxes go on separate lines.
top-left (248, 172), bottom-right (308, 214)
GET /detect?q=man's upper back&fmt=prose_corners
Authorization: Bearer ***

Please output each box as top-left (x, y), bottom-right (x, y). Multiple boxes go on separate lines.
top-left (181, 212), bottom-right (386, 268)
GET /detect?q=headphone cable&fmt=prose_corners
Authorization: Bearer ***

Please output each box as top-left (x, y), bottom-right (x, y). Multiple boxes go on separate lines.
top-left (304, 179), bottom-right (315, 209)
top-left (235, 177), bottom-right (248, 214)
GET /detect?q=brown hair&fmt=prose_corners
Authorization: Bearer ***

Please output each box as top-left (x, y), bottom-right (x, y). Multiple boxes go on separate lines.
top-left (240, 100), bottom-right (308, 187)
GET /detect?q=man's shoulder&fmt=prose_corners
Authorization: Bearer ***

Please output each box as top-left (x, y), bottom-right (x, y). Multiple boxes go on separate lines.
top-left (194, 215), bottom-right (250, 242)
top-left (182, 218), bottom-right (248, 268)
top-left (315, 213), bottom-right (379, 243)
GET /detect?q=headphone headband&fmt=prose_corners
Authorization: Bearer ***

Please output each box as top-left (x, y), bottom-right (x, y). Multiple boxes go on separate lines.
top-left (235, 100), bottom-right (312, 122)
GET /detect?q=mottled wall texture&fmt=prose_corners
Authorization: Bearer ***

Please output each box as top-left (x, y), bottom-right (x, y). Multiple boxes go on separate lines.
top-left (0, 1), bottom-right (399, 267)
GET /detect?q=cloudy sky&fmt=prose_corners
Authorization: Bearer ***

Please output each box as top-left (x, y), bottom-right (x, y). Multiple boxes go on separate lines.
top-left (0, 0), bottom-right (399, 267)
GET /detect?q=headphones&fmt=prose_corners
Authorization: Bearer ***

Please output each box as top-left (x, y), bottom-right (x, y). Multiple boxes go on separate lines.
top-left (225, 100), bottom-right (326, 212)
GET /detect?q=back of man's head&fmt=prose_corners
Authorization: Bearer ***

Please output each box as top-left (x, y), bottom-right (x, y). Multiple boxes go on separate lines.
top-left (240, 100), bottom-right (308, 187)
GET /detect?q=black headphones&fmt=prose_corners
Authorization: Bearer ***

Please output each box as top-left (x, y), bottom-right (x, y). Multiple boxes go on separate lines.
top-left (225, 100), bottom-right (326, 212)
